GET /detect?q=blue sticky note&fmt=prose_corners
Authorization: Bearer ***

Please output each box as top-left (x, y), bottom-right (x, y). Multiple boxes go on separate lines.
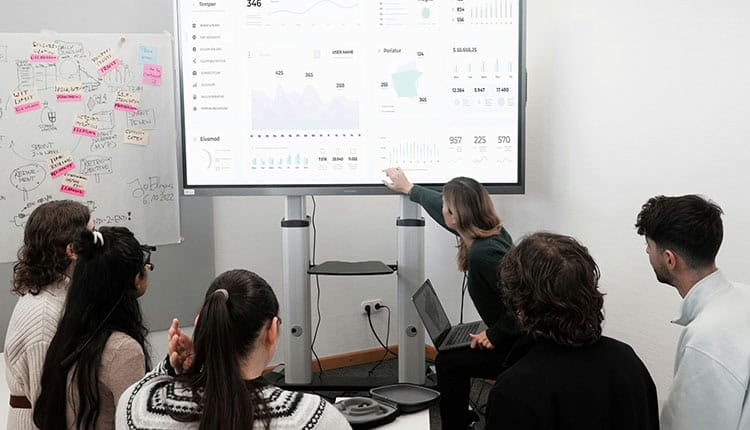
top-left (138, 45), bottom-right (158, 64)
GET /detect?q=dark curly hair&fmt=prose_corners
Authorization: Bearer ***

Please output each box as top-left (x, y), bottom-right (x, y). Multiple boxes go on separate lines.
top-left (500, 232), bottom-right (604, 346)
top-left (635, 195), bottom-right (723, 269)
top-left (13, 200), bottom-right (90, 295)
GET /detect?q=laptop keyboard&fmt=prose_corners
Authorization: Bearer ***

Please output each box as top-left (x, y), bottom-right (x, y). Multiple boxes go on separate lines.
top-left (445, 322), bottom-right (480, 346)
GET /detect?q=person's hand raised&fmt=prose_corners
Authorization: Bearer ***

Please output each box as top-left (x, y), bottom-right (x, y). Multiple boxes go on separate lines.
top-left (168, 318), bottom-right (194, 375)
top-left (383, 167), bottom-right (414, 195)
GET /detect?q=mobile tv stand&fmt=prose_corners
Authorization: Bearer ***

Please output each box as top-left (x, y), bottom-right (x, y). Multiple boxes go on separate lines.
top-left (272, 195), bottom-right (426, 390)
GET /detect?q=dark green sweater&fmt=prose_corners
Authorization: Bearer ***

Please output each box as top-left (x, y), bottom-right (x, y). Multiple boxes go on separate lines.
top-left (410, 185), bottom-right (520, 347)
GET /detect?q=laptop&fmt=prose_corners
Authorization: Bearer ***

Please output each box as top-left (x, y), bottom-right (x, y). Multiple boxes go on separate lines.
top-left (411, 279), bottom-right (487, 352)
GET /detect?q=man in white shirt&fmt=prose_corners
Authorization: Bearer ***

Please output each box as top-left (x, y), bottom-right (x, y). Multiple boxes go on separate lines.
top-left (636, 195), bottom-right (750, 430)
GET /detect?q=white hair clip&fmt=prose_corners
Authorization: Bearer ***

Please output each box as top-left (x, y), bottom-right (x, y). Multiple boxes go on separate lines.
top-left (214, 288), bottom-right (229, 303)
top-left (92, 231), bottom-right (104, 246)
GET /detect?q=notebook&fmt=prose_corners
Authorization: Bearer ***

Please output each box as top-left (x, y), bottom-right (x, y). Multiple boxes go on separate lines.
top-left (411, 279), bottom-right (486, 351)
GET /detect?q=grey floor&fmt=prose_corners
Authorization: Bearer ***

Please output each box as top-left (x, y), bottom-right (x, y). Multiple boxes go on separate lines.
top-left (300, 358), bottom-right (494, 430)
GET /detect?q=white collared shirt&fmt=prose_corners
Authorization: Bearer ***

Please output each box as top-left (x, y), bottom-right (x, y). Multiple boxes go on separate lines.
top-left (662, 270), bottom-right (750, 430)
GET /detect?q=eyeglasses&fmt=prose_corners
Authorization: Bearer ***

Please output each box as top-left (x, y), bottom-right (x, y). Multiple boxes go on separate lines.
top-left (141, 245), bottom-right (156, 271)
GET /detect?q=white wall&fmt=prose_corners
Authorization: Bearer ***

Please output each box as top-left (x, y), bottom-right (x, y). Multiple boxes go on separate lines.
top-left (214, 0), bottom-right (750, 405)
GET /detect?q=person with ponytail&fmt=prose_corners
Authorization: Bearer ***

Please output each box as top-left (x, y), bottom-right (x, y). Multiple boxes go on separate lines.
top-left (116, 269), bottom-right (351, 430)
top-left (33, 226), bottom-right (152, 430)
top-left (384, 168), bottom-right (521, 430)
top-left (5, 200), bottom-right (91, 430)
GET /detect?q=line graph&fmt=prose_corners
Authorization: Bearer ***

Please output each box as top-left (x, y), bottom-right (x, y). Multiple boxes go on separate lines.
top-left (258, 0), bottom-right (361, 27)
top-left (269, 0), bottom-right (359, 15)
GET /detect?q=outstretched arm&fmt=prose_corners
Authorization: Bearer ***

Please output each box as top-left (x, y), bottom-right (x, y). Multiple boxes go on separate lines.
top-left (383, 167), bottom-right (457, 235)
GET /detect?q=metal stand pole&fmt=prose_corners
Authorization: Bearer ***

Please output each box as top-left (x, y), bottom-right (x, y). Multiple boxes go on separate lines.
top-left (281, 196), bottom-right (311, 384)
top-left (397, 195), bottom-right (425, 384)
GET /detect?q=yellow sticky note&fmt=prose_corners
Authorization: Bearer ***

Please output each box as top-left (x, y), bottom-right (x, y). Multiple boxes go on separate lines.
top-left (124, 128), bottom-right (149, 146)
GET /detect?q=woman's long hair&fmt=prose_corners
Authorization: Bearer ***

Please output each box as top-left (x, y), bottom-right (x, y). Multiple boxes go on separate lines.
top-left (443, 177), bottom-right (502, 271)
top-left (33, 227), bottom-right (150, 430)
top-left (13, 200), bottom-right (90, 295)
top-left (169, 269), bottom-right (280, 430)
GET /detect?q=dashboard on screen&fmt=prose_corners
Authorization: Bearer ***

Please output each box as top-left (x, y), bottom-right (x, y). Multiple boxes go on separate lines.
top-left (176, 0), bottom-right (525, 195)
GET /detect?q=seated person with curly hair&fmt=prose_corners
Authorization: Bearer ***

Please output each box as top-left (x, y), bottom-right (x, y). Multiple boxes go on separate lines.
top-left (486, 232), bottom-right (659, 430)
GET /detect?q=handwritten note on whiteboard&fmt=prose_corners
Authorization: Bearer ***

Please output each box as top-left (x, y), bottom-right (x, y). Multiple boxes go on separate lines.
top-left (48, 154), bottom-right (75, 178)
top-left (12, 89), bottom-right (41, 114)
top-left (124, 128), bottom-right (149, 146)
top-left (91, 48), bottom-right (121, 76)
top-left (143, 64), bottom-right (162, 86)
top-left (60, 172), bottom-right (88, 197)
top-left (30, 40), bottom-right (58, 62)
top-left (72, 114), bottom-right (99, 137)
top-left (55, 82), bottom-right (83, 102)
top-left (114, 90), bottom-right (140, 112)
top-left (0, 32), bottom-right (181, 264)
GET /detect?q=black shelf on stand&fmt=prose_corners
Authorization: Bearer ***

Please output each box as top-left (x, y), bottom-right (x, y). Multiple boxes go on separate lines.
top-left (308, 260), bottom-right (397, 276)
top-left (268, 260), bottom-right (433, 391)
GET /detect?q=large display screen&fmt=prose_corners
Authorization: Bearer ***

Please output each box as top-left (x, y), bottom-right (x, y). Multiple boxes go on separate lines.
top-left (176, 0), bottom-right (525, 194)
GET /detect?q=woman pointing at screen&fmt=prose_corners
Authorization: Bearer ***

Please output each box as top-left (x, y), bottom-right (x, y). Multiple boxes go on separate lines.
top-left (383, 167), bottom-right (520, 429)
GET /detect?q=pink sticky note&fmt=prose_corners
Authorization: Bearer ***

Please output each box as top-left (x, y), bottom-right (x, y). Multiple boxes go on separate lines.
top-left (60, 173), bottom-right (88, 197)
top-left (31, 41), bottom-right (58, 63)
top-left (114, 90), bottom-right (140, 112)
top-left (50, 161), bottom-right (75, 178)
top-left (56, 83), bottom-right (83, 102)
top-left (114, 102), bottom-right (138, 112)
top-left (49, 154), bottom-right (76, 178)
top-left (72, 114), bottom-right (99, 137)
top-left (98, 58), bottom-right (121, 76)
top-left (57, 94), bottom-right (82, 102)
top-left (15, 101), bottom-right (41, 114)
top-left (31, 53), bottom-right (58, 62)
top-left (143, 64), bottom-right (162, 86)
top-left (72, 126), bottom-right (97, 137)
top-left (60, 184), bottom-right (86, 197)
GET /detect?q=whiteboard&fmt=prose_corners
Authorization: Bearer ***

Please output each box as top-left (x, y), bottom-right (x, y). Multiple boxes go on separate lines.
top-left (0, 33), bottom-right (180, 263)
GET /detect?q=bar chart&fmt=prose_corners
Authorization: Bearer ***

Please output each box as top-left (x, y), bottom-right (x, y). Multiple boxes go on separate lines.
top-left (453, 0), bottom-right (514, 25)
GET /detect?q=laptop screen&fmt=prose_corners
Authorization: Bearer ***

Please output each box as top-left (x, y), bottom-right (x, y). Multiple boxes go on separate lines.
top-left (412, 280), bottom-right (452, 342)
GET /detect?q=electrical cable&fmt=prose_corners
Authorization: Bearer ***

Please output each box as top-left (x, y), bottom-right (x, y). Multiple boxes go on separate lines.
top-left (310, 195), bottom-right (323, 375)
top-left (459, 271), bottom-right (468, 324)
top-left (365, 306), bottom-right (398, 358)
top-left (368, 304), bottom-right (393, 375)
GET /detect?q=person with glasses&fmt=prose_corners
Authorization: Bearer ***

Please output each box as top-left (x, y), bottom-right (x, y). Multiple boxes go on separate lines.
top-left (33, 227), bottom-right (153, 430)
top-left (116, 269), bottom-right (351, 430)
top-left (5, 200), bottom-right (91, 430)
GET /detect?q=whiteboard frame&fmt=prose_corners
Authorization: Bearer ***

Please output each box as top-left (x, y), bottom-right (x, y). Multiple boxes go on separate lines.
top-left (174, 0), bottom-right (526, 196)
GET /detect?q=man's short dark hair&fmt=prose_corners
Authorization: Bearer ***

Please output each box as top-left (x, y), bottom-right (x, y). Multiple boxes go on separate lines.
top-left (500, 232), bottom-right (604, 346)
top-left (635, 195), bottom-right (723, 269)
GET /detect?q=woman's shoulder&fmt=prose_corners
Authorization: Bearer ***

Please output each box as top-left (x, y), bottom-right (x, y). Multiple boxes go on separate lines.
top-left (117, 362), bottom-right (198, 430)
top-left (262, 387), bottom-right (351, 429)
top-left (5, 280), bottom-right (69, 351)
top-left (117, 378), bottom-right (350, 430)
top-left (104, 332), bottom-right (144, 355)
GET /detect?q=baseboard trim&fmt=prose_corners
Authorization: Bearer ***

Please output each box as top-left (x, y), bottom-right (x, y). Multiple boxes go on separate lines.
top-left (266, 345), bottom-right (437, 373)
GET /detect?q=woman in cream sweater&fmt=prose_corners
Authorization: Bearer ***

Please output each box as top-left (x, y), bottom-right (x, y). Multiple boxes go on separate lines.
top-left (4, 200), bottom-right (91, 430)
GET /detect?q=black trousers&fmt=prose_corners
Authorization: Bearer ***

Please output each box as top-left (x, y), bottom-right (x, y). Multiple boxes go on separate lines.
top-left (435, 343), bottom-right (514, 429)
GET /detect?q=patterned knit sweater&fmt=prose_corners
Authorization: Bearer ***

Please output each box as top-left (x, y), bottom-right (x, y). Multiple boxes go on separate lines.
top-left (116, 359), bottom-right (352, 430)
top-left (4, 279), bottom-right (68, 430)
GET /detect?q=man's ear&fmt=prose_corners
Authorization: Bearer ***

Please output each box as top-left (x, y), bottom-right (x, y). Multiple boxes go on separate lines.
top-left (664, 249), bottom-right (678, 270)
top-left (66, 243), bottom-right (77, 261)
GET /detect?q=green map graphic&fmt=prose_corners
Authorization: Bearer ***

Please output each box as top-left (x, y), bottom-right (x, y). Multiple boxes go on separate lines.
top-left (391, 69), bottom-right (422, 97)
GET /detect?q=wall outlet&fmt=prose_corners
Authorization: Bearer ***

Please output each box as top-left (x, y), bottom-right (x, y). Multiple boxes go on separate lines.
top-left (361, 299), bottom-right (384, 314)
